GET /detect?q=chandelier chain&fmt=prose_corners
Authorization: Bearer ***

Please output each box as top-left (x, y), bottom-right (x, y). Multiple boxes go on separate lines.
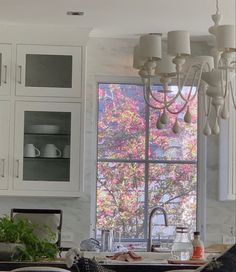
top-left (216, 0), bottom-right (219, 14)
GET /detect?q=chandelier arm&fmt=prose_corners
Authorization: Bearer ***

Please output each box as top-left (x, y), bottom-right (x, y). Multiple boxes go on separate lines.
top-left (178, 63), bottom-right (204, 102)
top-left (224, 68), bottom-right (229, 99)
top-left (204, 95), bottom-right (212, 117)
top-left (148, 65), bottom-right (200, 113)
top-left (143, 85), bottom-right (166, 110)
top-left (165, 100), bottom-right (189, 115)
top-left (220, 69), bottom-right (228, 98)
top-left (202, 82), bottom-right (210, 116)
top-left (230, 81), bottom-right (236, 110)
top-left (145, 81), bottom-right (179, 107)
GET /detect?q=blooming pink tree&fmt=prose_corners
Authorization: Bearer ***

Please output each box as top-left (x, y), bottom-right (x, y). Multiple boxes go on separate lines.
top-left (97, 83), bottom-right (197, 239)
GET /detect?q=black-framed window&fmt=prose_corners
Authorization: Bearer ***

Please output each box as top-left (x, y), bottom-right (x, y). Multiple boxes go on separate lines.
top-left (96, 82), bottom-right (198, 244)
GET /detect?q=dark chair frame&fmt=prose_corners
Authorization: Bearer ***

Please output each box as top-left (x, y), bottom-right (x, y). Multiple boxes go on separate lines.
top-left (11, 208), bottom-right (63, 249)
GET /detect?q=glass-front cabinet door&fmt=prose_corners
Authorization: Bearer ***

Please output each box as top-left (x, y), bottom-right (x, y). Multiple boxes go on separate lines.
top-left (0, 44), bottom-right (11, 96)
top-left (16, 45), bottom-right (82, 98)
top-left (14, 101), bottom-right (82, 196)
top-left (0, 101), bottom-right (10, 189)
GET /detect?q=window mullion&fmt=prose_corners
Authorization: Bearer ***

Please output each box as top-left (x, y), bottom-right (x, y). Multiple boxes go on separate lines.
top-left (144, 101), bottom-right (150, 242)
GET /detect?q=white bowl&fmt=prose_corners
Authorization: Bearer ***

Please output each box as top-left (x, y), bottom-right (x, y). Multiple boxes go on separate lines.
top-left (26, 125), bottom-right (60, 134)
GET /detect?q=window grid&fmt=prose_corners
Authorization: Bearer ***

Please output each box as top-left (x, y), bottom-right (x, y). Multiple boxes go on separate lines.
top-left (96, 82), bottom-right (198, 243)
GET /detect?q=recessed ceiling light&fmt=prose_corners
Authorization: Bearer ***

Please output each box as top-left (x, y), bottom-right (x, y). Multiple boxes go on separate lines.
top-left (67, 11), bottom-right (84, 16)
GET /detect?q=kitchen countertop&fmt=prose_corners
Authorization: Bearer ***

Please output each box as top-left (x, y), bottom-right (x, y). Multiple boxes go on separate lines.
top-left (0, 251), bottom-right (203, 271)
top-left (0, 260), bottom-right (201, 272)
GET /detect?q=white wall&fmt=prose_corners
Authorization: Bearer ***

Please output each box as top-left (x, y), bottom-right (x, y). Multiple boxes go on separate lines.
top-left (0, 37), bottom-right (235, 247)
top-left (86, 37), bottom-right (236, 245)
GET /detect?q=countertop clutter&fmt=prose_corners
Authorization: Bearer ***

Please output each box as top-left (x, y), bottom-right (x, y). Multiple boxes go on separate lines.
top-left (0, 244), bottom-right (235, 272)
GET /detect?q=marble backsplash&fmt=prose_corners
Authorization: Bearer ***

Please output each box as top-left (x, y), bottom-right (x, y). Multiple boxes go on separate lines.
top-left (0, 37), bottom-right (235, 247)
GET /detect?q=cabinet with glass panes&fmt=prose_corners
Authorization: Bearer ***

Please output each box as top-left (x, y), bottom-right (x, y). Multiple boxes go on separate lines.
top-left (0, 40), bottom-right (85, 197)
top-left (13, 101), bottom-right (82, 196)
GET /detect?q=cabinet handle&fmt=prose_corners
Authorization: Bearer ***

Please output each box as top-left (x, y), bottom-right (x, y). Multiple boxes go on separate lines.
top-left (3, 65), bottom-right (7, 84)
top-left (1, 159), bottom-right (5, 178)
top-left (15, 159), bottom-right (20, 178)
top-left (17, 65), bottom-right (22, 84)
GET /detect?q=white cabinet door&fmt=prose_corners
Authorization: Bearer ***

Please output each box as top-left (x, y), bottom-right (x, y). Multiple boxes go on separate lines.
top-left (219, 106), bottom-right (236, 201)
top-left (0, 101), bottom-right (10, 189)
top-left (0, 44), bottom-right (11, 96)
top-left (16, 45), bottom-right (82, 98)
top-left (14, 101), bottom-right (82, 196)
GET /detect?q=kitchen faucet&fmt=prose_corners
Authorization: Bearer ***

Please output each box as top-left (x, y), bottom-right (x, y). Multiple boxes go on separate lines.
top-left (147, 206), bottom-right (168, 252)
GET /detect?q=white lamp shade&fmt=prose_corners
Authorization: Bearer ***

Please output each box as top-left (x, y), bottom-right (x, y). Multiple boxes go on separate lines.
top-left (216, 25), bottom-right (236, 52)
top-left (156, 55), bottom-right (176, 75)
top-left (167, 30), bottom-right (191, 56)
top-left (133, 45), bottom-right (145, 69)
top-left (139, 34), bottom-right (162, 60)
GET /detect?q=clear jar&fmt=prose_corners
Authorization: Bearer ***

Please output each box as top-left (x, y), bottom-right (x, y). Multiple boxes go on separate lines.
top-left (171, 226), bottom-right (193, 260)
top-left (101, 229), bottom-right (114, 252)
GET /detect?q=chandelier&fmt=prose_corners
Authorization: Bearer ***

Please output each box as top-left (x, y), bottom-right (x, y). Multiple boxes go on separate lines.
top-left (133, 0), bottom-right (235, 135)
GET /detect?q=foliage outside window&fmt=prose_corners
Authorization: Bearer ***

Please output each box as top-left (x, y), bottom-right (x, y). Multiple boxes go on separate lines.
top-left (96, 83), bottom-right (198, 243)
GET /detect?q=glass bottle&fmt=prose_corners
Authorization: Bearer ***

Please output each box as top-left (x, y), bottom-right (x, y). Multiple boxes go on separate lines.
top-left (171, 226), bottom-right (193, 260)
top-left (191, 231), bottom-right (205, 259)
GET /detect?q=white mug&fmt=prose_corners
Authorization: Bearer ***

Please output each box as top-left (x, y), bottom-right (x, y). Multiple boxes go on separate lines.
top-left (63, 145), bottom-right (70, 158)
top-left (42, 144), bottom-right (61, 158)
top-left (24, 144), bottom-right (40, 158)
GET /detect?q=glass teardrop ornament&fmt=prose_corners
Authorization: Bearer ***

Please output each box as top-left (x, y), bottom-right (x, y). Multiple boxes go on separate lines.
top-left (184, 106), bottom-right (192, 123)
top-left (203, 120), bottom-right (211, 136)
top-left (221, 102), bottom-right (229, 119)
top-left (160, 110), bottom-right (169, 124)
top-left (172, 118), bottom-right (180, 134)
top-left (212, 118), bottom-right (220, 135)
top-left (156, 117), bottom-right (164, 129)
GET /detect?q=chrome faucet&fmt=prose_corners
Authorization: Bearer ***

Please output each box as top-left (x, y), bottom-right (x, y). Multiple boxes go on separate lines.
top-left (147, 206), bottom-right (168, 252)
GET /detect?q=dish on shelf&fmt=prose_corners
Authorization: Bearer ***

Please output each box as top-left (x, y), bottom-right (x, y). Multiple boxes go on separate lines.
top-left (26, 125), bottom-right (60, 134)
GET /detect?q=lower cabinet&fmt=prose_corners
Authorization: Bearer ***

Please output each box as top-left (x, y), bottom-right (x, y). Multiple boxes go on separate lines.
top-left (13, 101), bottom-right (83, 197)
top-left (0, 101), bottom-right (10, 190)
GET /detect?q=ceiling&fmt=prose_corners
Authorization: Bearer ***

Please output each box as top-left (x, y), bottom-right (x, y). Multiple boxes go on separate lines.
top-left (0, 0), bottom-right (235, 38)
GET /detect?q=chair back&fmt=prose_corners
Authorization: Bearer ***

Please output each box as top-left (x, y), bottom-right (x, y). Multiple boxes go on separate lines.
top-left (11, 208), bottom-right (62, 248)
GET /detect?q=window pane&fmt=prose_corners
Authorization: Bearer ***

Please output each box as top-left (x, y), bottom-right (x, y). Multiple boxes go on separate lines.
top-left (148, 163), bottom-right (197, 234)
top-left (25, 54), bottom-right (72, 88)
top-left (98, 83), bottom-right (146, 160)
top-left (97, 162), bottom-right (145, 239)
top-left (149, 86), bottom-right (198, 161)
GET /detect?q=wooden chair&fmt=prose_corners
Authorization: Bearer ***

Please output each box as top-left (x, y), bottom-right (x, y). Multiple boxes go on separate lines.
top-left (10, 208), bottom-right (63, 249)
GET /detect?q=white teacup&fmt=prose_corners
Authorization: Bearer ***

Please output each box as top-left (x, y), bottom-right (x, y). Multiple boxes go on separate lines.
top-left (63, 145), bottom-right (70, 158)
top-left (42, 144), bottom-right (61, 158)
top-left (24, 144), bottom-right (40, 158)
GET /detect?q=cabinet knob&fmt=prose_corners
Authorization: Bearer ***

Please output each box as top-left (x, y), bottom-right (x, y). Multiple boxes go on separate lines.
top-left (15, 159), bottom-right (20, 178)
top-left (3, 65), bottom-right (7, 84)
top-left (17, 65), bottom-right (22, 84)
top-left (1, 159), bottom-right (5, 178)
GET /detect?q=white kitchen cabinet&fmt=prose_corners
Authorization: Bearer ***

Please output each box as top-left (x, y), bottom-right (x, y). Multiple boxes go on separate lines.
top-left (13, 101), bottom-right (83, 196)
top-left (0, 101), bottom-right (10, 189)
top-left (219, 105), bottom-right (236, 201)
top-left (0, 44), bottom-right (11, 96)
top-left (16, 45), bottom-right (82, 98)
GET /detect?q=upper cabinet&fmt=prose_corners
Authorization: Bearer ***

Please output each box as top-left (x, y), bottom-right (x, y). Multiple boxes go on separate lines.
top-left (219, 104), bottom-right (236, 201)
top-left (16, 45), bottom-right (82, 98)
top-left (0, 44), bottom-right (11, 96)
